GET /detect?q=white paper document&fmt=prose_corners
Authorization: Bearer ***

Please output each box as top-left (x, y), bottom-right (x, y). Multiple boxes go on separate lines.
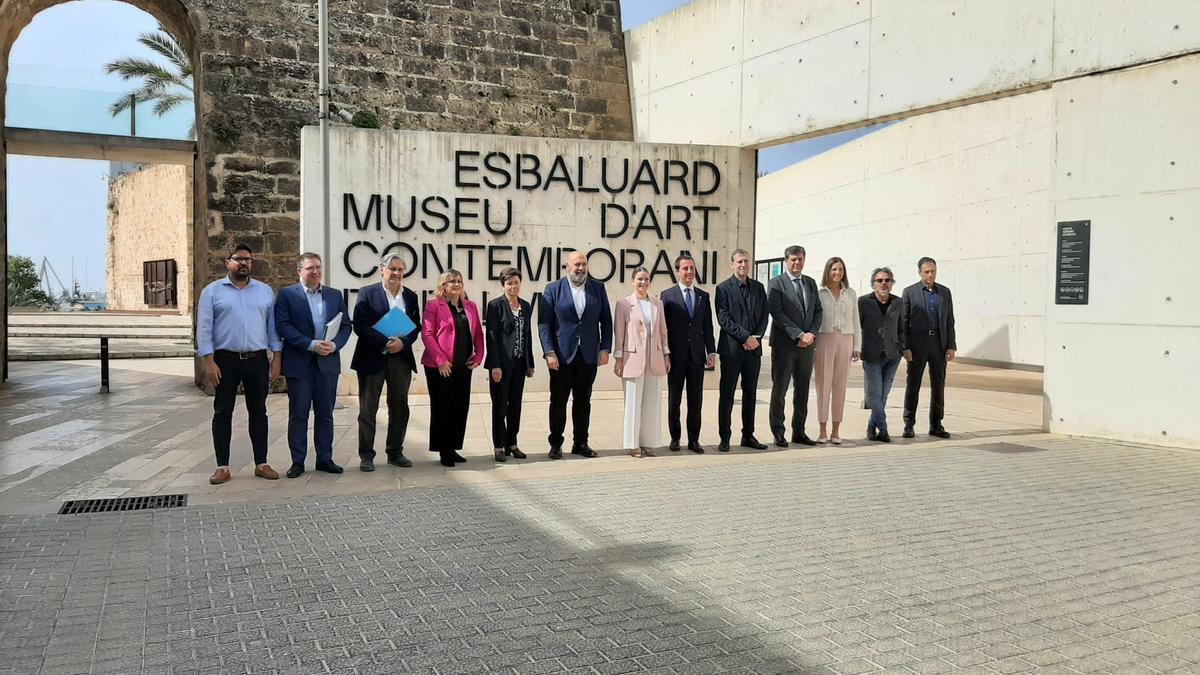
top-left (323, 312), bottom-right (343, 341)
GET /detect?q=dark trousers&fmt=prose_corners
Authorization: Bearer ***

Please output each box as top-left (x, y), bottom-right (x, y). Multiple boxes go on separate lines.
top-left (489, 361), bottom-right (527, 449)
top-left (425, 365), bottom-right (472, 452)
top-left (718, 350), bottom-right (761, 442)
top-left (547, 357), bottom-right (598, 448)
top-left (285, 370), bottom-right (339, 466)
top-left (211, 351), bottom-right (270, 466)
top-left (667, 358), bottom-right (706, 443)
top-left (356, 356), bottom-right (413, 461)
top-left (769, 344), bottom-right (814, 438)
top-left (904, 334), bottom-right (947, 430)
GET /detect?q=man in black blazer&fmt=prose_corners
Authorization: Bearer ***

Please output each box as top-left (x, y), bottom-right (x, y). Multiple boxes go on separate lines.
top-left (900, 256), bottom-right (957, 439)
top-left (661, 254), bottom-right (716, 452)
top-left (350, 253), bottom-right (421, 471)
top-left (766, 245), bottom-right (823, 447)
top-left (858, 267), bottom-right (905, 442)
top-left (714, 249), bottom-right (769, 451)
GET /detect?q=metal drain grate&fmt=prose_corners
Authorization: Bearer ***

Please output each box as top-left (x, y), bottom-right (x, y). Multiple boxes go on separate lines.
top-left (975, 443), bottom-right (1045, 454)
top-left (59, 494), bottom-right (188, 515)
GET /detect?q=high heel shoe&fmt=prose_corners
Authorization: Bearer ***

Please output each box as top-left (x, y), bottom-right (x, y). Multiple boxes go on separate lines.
top-left (641, 446), bottom-right (656, 457)
top-left (627, 448), bottom-right (642, 458)
top-left (505, 446), bottom-right (527, 459)
top-left (439, 451), bottom-right (455, 467)
top-left (452, 451), bottom-right (467, 463)
top-left (494, 448), bottom-right (507, 462)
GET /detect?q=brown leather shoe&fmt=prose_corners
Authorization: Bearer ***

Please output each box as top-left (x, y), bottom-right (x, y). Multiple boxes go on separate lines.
top-left (209, 467), bottom-right (231, 485)
top-left (254, 464), bottom-right (279, 480)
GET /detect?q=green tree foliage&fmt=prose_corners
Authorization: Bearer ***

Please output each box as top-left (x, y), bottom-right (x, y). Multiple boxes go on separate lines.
top-left (6, 255), bottom-right (53, 308)
top-left (105, 25), bottom-right (195, 138)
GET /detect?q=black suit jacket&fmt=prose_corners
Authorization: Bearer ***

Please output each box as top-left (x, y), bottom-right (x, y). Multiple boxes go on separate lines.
top-left (858, 293), bottom-right (905, 362)
top-left (484, 297), bottom-right (536, 373)
top-left (661, 285), bottom-right (715, 365)
top-left (900, 282), bottom-right (957, 353)
top-left (766, 273), bottom-right (822, 348)
top-left (350, 283), bottom-right (420, 375)
top-left (714, 275), bottom-right (768, 358)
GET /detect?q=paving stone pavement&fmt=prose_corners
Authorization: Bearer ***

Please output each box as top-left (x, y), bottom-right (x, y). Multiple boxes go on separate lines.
top-left (2, 436), bottom-right (1200, 674)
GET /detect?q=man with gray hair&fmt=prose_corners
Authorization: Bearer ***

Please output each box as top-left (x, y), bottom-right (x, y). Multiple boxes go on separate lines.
top-left (858, 267), bottom-right (904, 442)
top-left (350, 252), bottom-right (421, 471)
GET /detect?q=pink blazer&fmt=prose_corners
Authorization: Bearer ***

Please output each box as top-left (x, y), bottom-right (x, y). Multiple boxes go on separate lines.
top-left (613, 293), bottom-right (669, 378)
top-left (420, 298), bottom-right (485, 369)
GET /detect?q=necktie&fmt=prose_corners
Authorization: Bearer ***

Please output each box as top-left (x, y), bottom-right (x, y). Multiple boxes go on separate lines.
top-left (792, 277), bottom-right (805, 310)
top-left (684, 288), bottom-right (694, 317)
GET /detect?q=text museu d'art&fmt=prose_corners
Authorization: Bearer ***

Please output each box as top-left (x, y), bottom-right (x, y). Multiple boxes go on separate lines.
top-left (339, 149), bottom-right (731, 285)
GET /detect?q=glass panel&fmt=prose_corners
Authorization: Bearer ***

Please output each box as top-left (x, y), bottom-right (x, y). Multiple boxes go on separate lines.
top-left (5, 81), bottom-right (193, 140)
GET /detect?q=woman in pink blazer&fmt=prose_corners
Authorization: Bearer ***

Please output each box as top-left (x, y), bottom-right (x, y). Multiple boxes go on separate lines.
top-left (613, 267), bottom-right (670, 457)
top-left (421, 269), bottom-right (485, 467)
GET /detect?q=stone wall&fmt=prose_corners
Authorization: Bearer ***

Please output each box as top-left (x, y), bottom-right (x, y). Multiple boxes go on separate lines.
top-left (106, 164), bottom-right (193, 314)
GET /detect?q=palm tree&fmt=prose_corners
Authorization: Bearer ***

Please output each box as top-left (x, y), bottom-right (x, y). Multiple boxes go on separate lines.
top-left (104, 25), bottom-right (194, 139)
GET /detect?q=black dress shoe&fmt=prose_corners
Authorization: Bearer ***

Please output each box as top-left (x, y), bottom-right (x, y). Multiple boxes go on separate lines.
top-left (571, 445), bottom-right (598, 458)
top-left (740, 436), bottom-right (768, 450)
top-left (902, 427), bottom-right (915, 438)
top-left (359, 459), bottom-right (375, 472)
top-left (439, 451), bottom-right (456, 467)
top-left (867, 428), bottom-right (878, 441)
top-left (687, 442), bottom-right (704, 454)
top-left (315, 462), bottom-right (343, 474)
top-left (877, 432), bottom-right (892, 443)
top-left (773, 435), bottom-right (789, 448)
top-left (929, 428), bottom-right (951, 439)
top-left (669, 439), bottom-right (681, 452)
top-left (285, 464), bottom-right (305, 479)
top-left (549, 446), bottom-right (563, 460)
top-left (451, 451), bottom-right (468, 463)
top-left (386, 453), bottom-right (413, 468)
top-left (506, 446), bottom-right (527, 459)
top-left (717, 441), bottom-right (731, 452)
top-left (794, 434), bottom-right (817, 446)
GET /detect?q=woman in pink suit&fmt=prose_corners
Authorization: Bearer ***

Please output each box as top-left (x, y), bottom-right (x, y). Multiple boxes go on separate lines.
top-left (613, 268), bottom-right (671, 457)
top-left (421, 269), bottom-right (485, 467)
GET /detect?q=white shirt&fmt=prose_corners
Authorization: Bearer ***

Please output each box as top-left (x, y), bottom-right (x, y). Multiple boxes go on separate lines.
top-left (639, 299), bottom-right (654, 327)
top-left (570, 281), bottom-right (587, 318)
top-left (817, 286), bottom-right (862, 351)
top-left (382, 283), bottom-right (405, 312)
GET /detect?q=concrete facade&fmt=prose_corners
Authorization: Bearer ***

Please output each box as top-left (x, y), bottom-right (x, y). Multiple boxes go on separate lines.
top-left (301, 126), bottom-right (756, 393)
top-left (756, 90), bottom-right (1053, 368)
top-left (105, 164), bottom-right (193, 314)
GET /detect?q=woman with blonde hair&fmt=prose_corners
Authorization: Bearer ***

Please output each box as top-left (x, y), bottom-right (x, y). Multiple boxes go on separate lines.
top-left (613, 267), bottom-right (670, 457)
top-left (814, 257), bottom-right (861, 444)
top-left (421, 270), bottom-right (484, 467)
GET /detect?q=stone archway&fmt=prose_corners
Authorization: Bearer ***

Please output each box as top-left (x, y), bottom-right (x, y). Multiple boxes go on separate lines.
top-left (0, 0), bottom-right (204, 381)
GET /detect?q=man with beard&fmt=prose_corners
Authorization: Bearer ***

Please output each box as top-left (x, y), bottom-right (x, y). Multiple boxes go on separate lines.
top-left (196, 243), bottom-right (283, 484)
top-left (538, 251), bottom-right (613, 459)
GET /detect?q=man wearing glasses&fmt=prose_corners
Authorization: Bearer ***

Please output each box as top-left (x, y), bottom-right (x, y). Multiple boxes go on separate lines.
top-left (857, 268), bottom-right (905, 442)
top-left (196, 243), bottom-right (283, 484)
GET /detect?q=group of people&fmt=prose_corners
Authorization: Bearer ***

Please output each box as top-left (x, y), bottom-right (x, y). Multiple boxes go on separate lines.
top-left (195, 243), bottom-right (956, 483)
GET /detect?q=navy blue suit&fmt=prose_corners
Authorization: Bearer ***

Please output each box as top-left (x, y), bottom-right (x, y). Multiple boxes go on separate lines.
top-left (538, 277), bottom-right (612, 449)
top-left (661, 284), bottom-right (716, 445)
top-left (274, 283), bottom-right (352, 466)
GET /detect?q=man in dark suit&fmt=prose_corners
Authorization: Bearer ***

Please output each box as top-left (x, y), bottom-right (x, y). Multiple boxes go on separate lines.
top-left (661, 254), bottom-right (717, 453)
top-left (900, 256), bottom-right (957, 439)
top-left (538, 251), bottom-right (612, 459)
top-left (715, 248), bottom-right (769, 452)
top-left (274, 252), bottom-right (353, 478)
top-left (766, 245), bottom-right (823, 447)
top-left (350, 253), bottom-right (421, 472)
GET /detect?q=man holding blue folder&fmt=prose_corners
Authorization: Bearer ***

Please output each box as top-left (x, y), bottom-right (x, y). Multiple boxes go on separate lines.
top-left (350, 253), bottom-right (421, 471)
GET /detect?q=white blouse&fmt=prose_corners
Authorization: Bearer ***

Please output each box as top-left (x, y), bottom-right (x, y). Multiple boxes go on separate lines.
top-left (818, 286), bottom-right (862, 351)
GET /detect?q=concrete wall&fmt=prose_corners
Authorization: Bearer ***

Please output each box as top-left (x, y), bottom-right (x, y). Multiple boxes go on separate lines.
top-left (105, 164), bottom-right (193, 314)
top-left (627, 0), bottom-right (1200, 147)
top-left (756, 90), bottom-right (1053, 367)
top-left (1046, 53), bottom-right (1200, 448)
top-left (301, 127), bottom-right (757, 394)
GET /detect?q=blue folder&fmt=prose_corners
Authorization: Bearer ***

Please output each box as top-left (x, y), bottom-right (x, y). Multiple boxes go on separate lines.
top-left (372, 306), bottom-right (417, 340)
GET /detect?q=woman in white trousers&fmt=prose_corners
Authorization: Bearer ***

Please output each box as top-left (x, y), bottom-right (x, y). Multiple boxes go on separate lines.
top-left (814, 257), bottom-right (862, 444)
top-left (613, 268), bottom-right (671, 457)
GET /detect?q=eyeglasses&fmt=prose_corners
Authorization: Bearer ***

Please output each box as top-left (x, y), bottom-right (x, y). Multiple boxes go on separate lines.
top-left (873, 278), bottom-right (894, 284)
top-left (230, 256), bottom-right (252, 263)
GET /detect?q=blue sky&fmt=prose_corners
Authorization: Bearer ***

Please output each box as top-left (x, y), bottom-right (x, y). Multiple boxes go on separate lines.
top-left (6, 0), bottom-right (874, 289)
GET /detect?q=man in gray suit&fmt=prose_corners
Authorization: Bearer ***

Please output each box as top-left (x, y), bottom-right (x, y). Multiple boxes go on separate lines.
top-left (900, 256), bottom-right (956, 439)
top-left (766, 245), bottom-right (823, 447)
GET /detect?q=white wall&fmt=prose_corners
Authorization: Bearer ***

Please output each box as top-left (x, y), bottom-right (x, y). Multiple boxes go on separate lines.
top-left (757, 90), bottom-right (1053, 366)
top-left (627, 0), bottom-right (1200, 147)
top-left (1046, 54), bottom-right (1200, 448)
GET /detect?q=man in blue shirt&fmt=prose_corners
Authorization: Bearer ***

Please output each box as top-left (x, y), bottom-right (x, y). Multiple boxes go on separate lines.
top-left (196, 243), bottom-right (284, 485)
top-left (900, 257), bottom-right (957, 439)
